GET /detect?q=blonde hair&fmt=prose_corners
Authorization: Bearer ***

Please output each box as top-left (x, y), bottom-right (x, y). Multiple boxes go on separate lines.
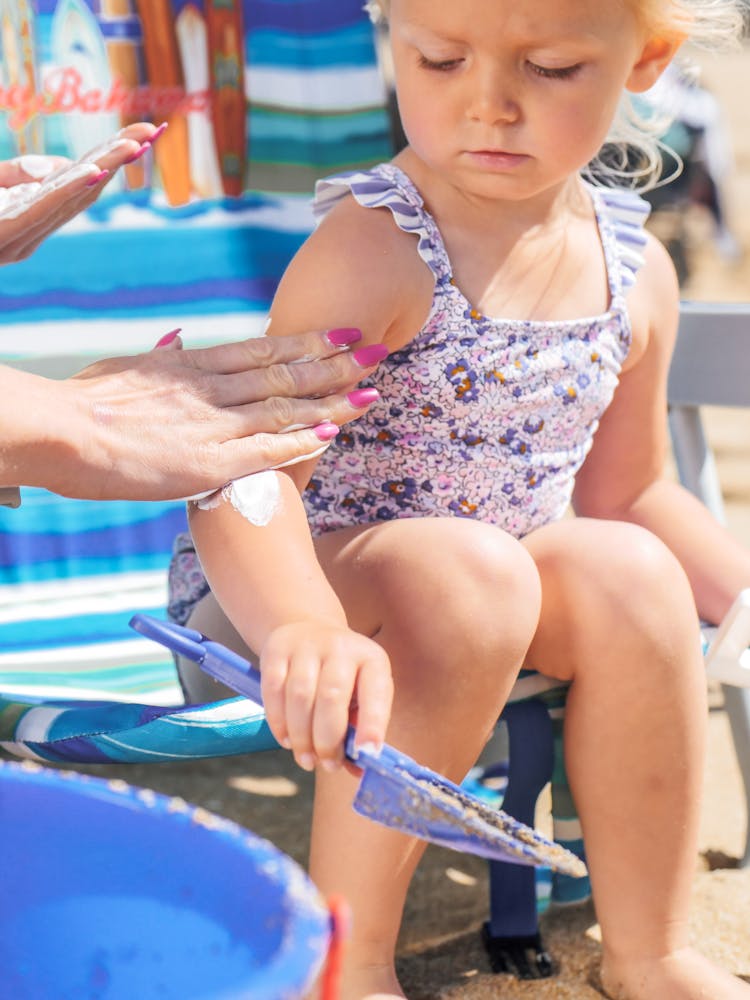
top-left (364, 0), bottom-right (746, 189)
top-left (596, 0), bottom-right (746, 188)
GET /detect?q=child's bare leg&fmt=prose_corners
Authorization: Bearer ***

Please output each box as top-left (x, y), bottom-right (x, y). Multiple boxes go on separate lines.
top-left (311, 516), bottom-right (542, 999)
top-left (523, 517), bottom-right (750, 1000)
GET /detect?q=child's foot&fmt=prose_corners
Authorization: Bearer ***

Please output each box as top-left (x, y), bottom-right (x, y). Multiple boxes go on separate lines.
top-left (600, 947), bottom-right (750, 999)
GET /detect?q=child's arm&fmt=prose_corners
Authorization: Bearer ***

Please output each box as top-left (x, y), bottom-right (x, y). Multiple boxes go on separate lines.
top-left (572, 234), bottom-right (750, 625)
top-left (189, 194), bottom-right (430, 769)
top-left (188, 474), bottom-right (393, 771)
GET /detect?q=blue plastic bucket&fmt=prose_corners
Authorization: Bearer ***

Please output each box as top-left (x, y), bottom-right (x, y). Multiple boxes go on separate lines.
top-left (0, 760), bottom-right (332, 999)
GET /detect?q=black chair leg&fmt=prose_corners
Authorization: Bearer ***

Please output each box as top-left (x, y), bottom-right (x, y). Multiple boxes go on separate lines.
top-left (483, 699), bottom-right (555, 979)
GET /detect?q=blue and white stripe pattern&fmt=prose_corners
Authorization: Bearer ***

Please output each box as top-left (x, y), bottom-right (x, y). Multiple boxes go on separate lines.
top-left (0, 2), bottom-right (391, 757)
top-left (598, 188), bottom-right (651, 289)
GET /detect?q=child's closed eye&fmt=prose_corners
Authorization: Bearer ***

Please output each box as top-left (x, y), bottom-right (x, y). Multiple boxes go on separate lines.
top-left (527, 61), bottom-right (582, 80)
top-left (417, 54), bottom-right (463, 72)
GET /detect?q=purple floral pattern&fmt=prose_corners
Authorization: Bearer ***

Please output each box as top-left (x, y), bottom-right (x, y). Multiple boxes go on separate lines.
top-left (168, 166), bottom-right (650, 624)
top-left (305, 164), bottom-right (649, 539)
top-left (167, 531), bottom-right (210, 625)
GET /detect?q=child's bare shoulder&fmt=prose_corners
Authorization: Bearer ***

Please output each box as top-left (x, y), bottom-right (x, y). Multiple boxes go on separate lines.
top-left (273, 188), bottom-right (434, 347)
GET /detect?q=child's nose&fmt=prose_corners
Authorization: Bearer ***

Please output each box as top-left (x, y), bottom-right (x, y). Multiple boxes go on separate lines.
top-left (467, 65), bottom-right (521, 125)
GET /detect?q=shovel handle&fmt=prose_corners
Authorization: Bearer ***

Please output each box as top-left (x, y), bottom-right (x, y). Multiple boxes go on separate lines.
top-left (130, 614), bottom-right (367, 762)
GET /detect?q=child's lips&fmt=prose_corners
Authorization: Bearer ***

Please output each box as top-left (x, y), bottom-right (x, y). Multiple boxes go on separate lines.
top-left (466, 149), bottom-right (529, 168)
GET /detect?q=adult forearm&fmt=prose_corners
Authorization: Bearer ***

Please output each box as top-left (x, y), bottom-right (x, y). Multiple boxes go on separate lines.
top-left (0, 366), bottom-right (77, 490)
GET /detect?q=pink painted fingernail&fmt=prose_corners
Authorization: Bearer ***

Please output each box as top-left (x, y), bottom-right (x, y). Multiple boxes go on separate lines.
top-left (325, 327), bottom-right (362, 348)
top-left (347, 387), bottom-right (380, 407)
top-left (150, 122), bottom-right (169, 144)
top-left (313, 422), bottom-right (340, 442)
top-left (155, 328), bottom-right (181, 347)
top-left (86, 169), bottom-right (109, 187)
top-left (352, 344), bottom-right (389, 368)
top-left (125, 142), bottom-right (150, 165)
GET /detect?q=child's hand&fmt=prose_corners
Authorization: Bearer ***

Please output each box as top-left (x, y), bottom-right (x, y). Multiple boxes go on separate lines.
top-left (260, 622), bottom-right (393, 772)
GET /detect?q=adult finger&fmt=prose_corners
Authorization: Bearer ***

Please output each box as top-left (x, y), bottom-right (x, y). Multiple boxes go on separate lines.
top-left (0, 163), bottom-right (107, 260)
top-left (208, 424), bottom-right (340, 485)
top-left (180, 328), bottom-right (364, 375)
top-left (80, 121), bottom-right (165, 165)
top-left (0, 154), bottom-right (69, 187)
top-left (193, 341), bottom-right (388, 408)
top-left (222, 386), bottom-right (380, 438)
top-left (2, 179), bottom-right (112, 263)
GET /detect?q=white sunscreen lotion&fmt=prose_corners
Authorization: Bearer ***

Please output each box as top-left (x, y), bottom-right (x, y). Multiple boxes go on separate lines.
top-left (195, 471), bottom-right (282, 526)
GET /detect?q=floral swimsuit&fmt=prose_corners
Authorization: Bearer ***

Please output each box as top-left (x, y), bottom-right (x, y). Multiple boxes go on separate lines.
top-left (305, 164), bottom-right (649, 538)
top-left (167, 163), bottom-right (649, 625)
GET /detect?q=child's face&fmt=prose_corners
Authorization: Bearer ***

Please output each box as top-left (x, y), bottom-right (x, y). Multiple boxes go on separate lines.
top-left (389, 0), bottom-right (674, 201)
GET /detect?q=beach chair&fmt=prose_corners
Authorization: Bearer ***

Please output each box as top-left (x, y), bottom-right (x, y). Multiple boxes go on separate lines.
top-left (480, 300), bottom-right (750, 979)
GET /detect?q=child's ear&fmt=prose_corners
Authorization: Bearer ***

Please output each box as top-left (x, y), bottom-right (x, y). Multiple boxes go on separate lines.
top-left (626, 35), bottom-right (685, 93)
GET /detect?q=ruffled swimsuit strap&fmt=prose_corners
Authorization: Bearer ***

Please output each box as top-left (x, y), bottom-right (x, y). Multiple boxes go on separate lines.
top-left (589, 184), bottom-right (651, 309)
top-left (314, 163), bottom-right (453, 283)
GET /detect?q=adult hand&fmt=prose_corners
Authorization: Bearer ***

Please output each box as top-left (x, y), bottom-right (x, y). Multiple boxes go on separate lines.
top-left (0, 122), bottom-right (164, 264)
top-left (4, 327), bottom-right (383, 502)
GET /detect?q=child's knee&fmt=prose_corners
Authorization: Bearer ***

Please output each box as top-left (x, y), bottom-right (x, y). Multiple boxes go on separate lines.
top-left (384, 518), bottom-right (541, 658)
top-left (538, 518), bottom-right (698, 650)
top-left (591, 521), bottom-right (693, 625)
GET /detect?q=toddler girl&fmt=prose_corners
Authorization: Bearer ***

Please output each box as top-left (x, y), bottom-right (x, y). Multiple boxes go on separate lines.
top-left (173, 1), bottom-right (750, 997)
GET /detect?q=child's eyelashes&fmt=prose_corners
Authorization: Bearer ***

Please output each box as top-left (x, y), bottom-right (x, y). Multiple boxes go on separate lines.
top-left (417, 54), bottom-right (463, 72)
top-left (527, 61), bottom-right (582, 80)
top-left (416, 54), bottom-right (582, 80)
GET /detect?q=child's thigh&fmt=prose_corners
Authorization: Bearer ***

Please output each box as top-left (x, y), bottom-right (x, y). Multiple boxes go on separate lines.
top-left (314, 515), bottom-right (541, 638)
top-left (521, 516), bottom-right (697, 680)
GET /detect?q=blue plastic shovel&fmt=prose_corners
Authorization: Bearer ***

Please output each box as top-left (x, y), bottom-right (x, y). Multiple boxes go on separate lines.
top-left (130, 614), bottom-right (587, 878)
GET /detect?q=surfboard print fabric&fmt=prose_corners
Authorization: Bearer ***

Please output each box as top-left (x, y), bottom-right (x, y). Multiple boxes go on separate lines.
top-left (0, 0), bottom-right (392, 336)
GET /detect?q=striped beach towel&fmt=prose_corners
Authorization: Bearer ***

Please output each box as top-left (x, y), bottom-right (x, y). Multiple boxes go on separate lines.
top-left (0, 0), bottom-right (392, 763)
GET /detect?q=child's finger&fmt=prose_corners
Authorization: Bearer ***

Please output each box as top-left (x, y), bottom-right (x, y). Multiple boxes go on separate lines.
top-left (283, 649), bottom-right (322, 771)
top-left (351, 653), bottom-right (394, 756)
top-left (311, 656), bottom-right (357, 771)
top-left (258, 651), bottom-right (292, 752)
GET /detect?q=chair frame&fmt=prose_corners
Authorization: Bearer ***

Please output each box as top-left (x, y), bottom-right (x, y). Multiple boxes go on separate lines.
top-left (668, 300), bottom-right (750, 868)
